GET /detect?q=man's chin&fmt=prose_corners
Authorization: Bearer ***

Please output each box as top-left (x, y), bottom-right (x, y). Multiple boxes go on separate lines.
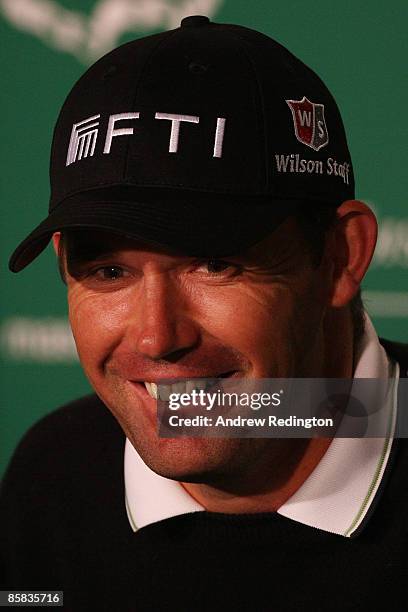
top-left (131, 435), bottom-right (243, 483)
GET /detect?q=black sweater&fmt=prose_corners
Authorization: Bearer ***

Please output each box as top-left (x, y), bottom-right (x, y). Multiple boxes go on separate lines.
top-left (1, 338), bottom-right (408, 612)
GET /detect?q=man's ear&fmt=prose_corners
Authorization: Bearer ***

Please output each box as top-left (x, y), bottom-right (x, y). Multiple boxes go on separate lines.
top-left (52, 232), bottom-right (61, 256)
top-left (328, 200), bottom-right (377, 308)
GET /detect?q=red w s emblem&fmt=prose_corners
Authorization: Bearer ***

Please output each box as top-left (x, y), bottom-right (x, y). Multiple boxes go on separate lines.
top-left (286, 97), bottom-right (329, 151)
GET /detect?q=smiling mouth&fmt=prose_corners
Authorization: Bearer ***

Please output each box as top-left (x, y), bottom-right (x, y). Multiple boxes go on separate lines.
top-left (142, 372), bottom-right (239, 401)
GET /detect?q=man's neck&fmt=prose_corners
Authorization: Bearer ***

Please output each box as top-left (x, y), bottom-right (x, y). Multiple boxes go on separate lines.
top-left (181, 438), bottom-right (333, 513)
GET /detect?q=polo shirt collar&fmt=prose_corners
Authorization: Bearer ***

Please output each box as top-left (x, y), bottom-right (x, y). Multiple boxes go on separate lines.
top-left (124, 314), bottom-right (399, 537)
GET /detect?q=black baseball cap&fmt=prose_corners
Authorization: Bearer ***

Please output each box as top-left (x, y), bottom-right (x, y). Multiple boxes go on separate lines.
top-left (9, 15), bottom-right (354, 272)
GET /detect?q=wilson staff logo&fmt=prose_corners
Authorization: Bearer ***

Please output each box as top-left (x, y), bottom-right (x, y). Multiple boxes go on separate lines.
top-left (286, 97), bottom-right (329, 151)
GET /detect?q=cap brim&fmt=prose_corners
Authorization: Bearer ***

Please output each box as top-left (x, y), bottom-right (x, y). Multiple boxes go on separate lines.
top-left (9, 187), bottom-right (302, 272)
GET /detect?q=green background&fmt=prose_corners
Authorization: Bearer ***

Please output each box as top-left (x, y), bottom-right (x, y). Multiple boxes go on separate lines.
top-left (1, 0), bottom-right (407, 477)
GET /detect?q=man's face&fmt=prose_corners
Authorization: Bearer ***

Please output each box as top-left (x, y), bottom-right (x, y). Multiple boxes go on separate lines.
top-left (62, 218), bottom-right (333, 486)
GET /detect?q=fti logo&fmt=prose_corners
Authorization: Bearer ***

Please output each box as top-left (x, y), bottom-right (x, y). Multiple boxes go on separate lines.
top-left (65, 112), bottom-right (226, 166)
top-left (66, 114), bottom-right (101, 165)
top-left (286, 97), bottom-right (329, 151)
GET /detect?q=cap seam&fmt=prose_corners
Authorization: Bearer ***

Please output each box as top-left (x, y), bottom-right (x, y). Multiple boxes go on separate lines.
top-left (123, 28), bottom-right (183, 180)
top-left (222, 29), bottom-right (269, 190)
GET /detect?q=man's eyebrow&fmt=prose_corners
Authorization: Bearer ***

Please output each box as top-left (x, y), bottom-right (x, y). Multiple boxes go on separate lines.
top-left (65, 244), bottom-right (125, 268)
top-left (74, 249), bottom-right (120, 261)
top-left (67, 243), bottom-right (122, 261)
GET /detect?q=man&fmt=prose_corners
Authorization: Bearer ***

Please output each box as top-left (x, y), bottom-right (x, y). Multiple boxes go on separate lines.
top-left (1, 15), bottom-right (407, 611)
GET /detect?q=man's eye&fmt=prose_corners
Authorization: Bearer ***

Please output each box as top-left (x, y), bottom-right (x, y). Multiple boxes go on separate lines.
top-left (199, 259), bottom-right (240, 275)
top-left (93, 266), bottom-right (126, 280)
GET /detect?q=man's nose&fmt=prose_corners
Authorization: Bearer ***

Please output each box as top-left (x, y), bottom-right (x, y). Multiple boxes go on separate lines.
top-left (130, 272), bottom-right (200, 360)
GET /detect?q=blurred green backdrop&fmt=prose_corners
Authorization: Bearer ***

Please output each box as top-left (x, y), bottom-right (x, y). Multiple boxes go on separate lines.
top-left (1, 0), bottom-right (407, 476)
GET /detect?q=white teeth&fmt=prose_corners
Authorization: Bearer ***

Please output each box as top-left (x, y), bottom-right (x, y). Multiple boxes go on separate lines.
top-left (185, 380), bottom-right (197, 395)
top-left (143, 379), bottom-right (215, 401)
top-left (172, 382), bottom-right (187, 396)
top-left (150, 382), bottom-right (158, 399)
top-left (190, 379), bottom-right (208, 392)
top-left (158, 384), bottom-right (171, 401)
top-left (144, 382), bottom-right (158, 399)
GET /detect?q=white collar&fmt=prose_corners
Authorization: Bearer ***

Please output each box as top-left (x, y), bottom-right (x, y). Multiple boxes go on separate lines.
top-left (124, 314), bottom-right (399, 537)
